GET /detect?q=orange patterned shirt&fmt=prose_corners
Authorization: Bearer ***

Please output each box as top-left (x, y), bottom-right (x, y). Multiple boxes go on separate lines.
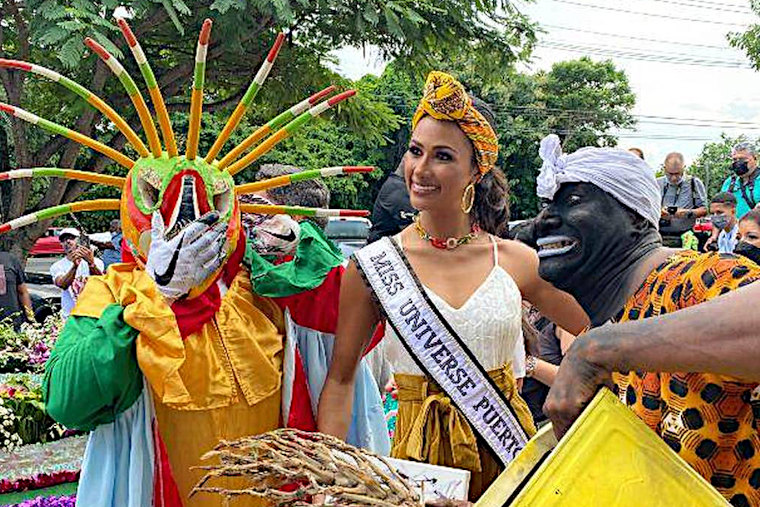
top-left (613, 251), bottom-right (760, 507)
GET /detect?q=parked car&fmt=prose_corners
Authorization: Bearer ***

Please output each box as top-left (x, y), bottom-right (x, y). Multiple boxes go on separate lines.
top-left (325, 217), bottom-right (371, 258)
top-left (29, 227), bottom-right (64, 256)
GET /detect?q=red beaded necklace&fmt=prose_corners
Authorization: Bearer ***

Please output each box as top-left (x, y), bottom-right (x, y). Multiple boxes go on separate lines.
top-left (414, 215), bottom-right (481, 250)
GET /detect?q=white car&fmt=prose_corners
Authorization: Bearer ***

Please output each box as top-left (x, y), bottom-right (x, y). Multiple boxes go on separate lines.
top-left (325, 217), bottom-right (371, 258)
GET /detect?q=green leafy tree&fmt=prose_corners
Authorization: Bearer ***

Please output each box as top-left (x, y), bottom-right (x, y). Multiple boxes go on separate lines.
top-left (541, 57), bottom-right (636, 151)
top-left (366, 57), bottom-right (636, 219)
top-left (0, 0), bottom-right (535, 260)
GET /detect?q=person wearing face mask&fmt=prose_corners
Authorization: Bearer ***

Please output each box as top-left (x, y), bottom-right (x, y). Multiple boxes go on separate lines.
top-left (657, 152), bottom-right (708, 248)
top-left (317, 72), bottom-right (588, 501)
top-left (721, 141), bottom-right (760, 220)
top-left (703, 192), bottom-right (739, 253)
top-left (735, 209), bottom-right (760, 265)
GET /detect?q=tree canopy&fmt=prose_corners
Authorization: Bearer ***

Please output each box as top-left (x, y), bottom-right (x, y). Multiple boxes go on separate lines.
top-left (0, 0), bottom-right (535, 258)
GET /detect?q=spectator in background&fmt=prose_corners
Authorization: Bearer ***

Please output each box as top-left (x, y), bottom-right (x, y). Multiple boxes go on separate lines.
top-left (519, 306), bottom-right (576, 426)
top-left (93, 219), bottom-right (122, 269)
top-left (657, 152), bottom-right (708, 248)
top-left (721, 141), bottom-right (760, 219)
top-left (50, 228), bottom-right (103, 319)
top-left (628, 147), bottom-right (645, 160)
top-left (254, 163), bottom-right (330, 230)
top-left (0, 250), bottom-right (33, 329)
top-left (705, 192), bottom-right (739, 253)
top-left (367, 162), bottom-right (416, 243)
top-left (735, 209), bottom-right (760, 265)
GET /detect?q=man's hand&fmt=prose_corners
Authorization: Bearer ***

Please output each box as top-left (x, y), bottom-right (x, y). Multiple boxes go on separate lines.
top-left (673, 208), bottom-right (690, 219)
top-left (661, 207), bottom-right (670, 218)
top-left (78, 246), bottom-right (95, 266)
top-left (67, 249), bottom-right (81, 265)
top-left (544, 334), bottom-right (613, 438)
top-left (702, 237), bottom-right (716, 252)
top-left (145, 211), bottom-right (228, 302)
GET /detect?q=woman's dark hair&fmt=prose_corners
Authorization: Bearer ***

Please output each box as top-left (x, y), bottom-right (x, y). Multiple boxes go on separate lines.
top-left (740, 208), bottom-right (760, 226)
top-left (470, 96), bottom-right (509, 237)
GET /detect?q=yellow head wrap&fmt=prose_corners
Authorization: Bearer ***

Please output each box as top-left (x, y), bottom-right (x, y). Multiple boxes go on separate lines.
top-left (412, 71), bottom-right (499, 176)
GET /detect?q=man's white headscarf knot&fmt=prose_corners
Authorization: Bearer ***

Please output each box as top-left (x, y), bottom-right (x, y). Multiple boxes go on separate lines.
top-left (536, 134), bottom-right (661, 228)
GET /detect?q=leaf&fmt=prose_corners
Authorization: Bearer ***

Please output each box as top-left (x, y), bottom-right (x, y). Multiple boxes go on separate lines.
top-left (159, 0), bottom-right (185, 35)
top-left (57, 37), bottom-right (85, 69)
top-left (56, 20), bottom-right (84, 31)
top-left (210, 0), bottom-right (244, 14)
top-left (363, 4), bottom-right (379, 25)
top-left (36, 26), bottom-right (69, 46)
top-left (171, 0), bottom-right (192, 16)
top-left (39, 1), bottom-right (67, 20)
top-left (383, 7), bottom-right (404, 40)
top-left (70, 0), bottom-right (97, 14)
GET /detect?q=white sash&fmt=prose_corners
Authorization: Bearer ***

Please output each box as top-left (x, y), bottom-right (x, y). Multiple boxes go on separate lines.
top-left (354, 237), bottom-right (529, 465)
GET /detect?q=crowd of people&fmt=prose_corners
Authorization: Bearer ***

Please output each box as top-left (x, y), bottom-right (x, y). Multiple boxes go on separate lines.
top-left (3, 67), bottom-right (760, 507)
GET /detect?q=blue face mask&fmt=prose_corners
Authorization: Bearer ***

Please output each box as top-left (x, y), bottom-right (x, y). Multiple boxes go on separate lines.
top-left (711, 215), bottom-right (730, 230)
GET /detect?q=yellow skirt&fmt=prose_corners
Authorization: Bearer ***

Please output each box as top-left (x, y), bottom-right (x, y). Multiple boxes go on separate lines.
top-left (154, 389), bottom-right (281, 507)
top-left (392, 363), bottom-right (536, 501)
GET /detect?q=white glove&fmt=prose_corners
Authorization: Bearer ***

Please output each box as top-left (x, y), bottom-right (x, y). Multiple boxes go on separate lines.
top-left (145, 211), bottom-right (227, 301)
top-left (241, 195), bottom-right (301, 257)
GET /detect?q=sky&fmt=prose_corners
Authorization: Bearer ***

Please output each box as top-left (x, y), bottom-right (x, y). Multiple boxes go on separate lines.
top-left (332, 0), bottom-right (760, 169)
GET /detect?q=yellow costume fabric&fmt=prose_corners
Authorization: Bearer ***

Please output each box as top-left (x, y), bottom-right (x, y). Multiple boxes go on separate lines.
top-left (613, 251), bottom-right (760, 506)
top-left (412, 71), bottom-right (498, 176)
top-left (72, 264), bottom-right (284, 506)
top-left (391, 363), bottom-right (536, 501)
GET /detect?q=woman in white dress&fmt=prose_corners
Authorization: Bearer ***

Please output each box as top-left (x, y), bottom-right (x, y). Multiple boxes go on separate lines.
top-left (318, 72), bottom-right (588, 500)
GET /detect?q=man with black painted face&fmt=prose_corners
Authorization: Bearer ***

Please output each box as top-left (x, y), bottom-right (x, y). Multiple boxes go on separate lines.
top-left (721, 142), bottom-right (760, 220)
top-left (534, 134), bottom-right (760, 506)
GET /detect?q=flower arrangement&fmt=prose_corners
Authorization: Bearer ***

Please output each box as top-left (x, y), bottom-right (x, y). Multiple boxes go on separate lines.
top-left (0, 315), bottom-right (63, 374)
top-left (0, 373), bottom-right (69, 451)
top-left (16, 495), bottom-right (76, 507)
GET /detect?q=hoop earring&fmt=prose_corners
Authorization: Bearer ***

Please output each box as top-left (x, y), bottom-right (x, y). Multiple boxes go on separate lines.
top-left (461, 183), bottom-right (475, 214)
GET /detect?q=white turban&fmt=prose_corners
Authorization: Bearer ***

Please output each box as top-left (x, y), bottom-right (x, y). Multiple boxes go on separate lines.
top-left (536, 134), bottom-right (661, 228)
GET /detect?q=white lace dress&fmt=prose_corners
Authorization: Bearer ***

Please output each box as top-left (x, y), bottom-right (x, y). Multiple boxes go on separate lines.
top-left (382, 234), bottom-right (526, 378)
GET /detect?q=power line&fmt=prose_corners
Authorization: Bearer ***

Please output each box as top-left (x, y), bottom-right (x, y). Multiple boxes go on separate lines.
top-left (547, 0), bottom-right (749, 27)
top-left (543, 24), bottom-right (739, 51)
top-left (544, 37), bottom-right (748, 63)
top-left (537, 41), bottom-right (752, 68)
top-left (636, 0), bottom-right (752, 15)
top-left (374, 98), bottom-right (760, 128)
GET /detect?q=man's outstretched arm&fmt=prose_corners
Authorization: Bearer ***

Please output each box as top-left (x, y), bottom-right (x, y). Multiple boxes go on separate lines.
top-left (545, 280), bottom-right (760, 437)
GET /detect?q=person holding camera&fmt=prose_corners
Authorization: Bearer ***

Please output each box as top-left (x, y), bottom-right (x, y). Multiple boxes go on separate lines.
top-left (721, 141), bottom-right (760, 219)
top-left (658, 152), bottom-right (708, 248)
top-left (50, 228), bottom-right (103, 319)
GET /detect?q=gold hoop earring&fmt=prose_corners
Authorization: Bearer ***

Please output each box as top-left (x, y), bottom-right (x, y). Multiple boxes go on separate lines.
top-left (461, 183), bottom-right (475, 214)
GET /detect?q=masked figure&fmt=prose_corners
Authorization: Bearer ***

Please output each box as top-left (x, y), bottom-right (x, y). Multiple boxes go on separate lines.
top-left (0, 18), bottom-right (366, 507)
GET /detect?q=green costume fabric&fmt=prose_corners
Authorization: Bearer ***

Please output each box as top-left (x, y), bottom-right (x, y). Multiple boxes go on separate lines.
top-left (43, 303), bottom-right (142, 431)
top-left (246, 221), bottom-right (344, 298)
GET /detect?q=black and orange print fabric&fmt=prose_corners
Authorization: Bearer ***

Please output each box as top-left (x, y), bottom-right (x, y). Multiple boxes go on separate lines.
top-left (614, 251), bottom-right (760, 507)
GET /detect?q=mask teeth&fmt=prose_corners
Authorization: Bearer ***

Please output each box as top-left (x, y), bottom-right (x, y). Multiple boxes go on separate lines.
top-left (166, 175), bottom-right (200, 240)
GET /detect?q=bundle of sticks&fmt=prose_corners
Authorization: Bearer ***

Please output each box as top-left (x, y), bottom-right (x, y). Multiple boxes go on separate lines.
top-left (190, 429), bottom-right (422, 506)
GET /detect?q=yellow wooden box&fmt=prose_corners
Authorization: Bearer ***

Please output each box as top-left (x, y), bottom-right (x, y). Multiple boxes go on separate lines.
top-left (476, 389), bottom-right (728, 506)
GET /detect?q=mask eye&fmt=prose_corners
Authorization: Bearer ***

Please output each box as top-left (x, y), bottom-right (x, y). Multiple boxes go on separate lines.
top-left (213, 181), bottom-right (233, 216)
top-left (137, 171), bottom-right (161, 209)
